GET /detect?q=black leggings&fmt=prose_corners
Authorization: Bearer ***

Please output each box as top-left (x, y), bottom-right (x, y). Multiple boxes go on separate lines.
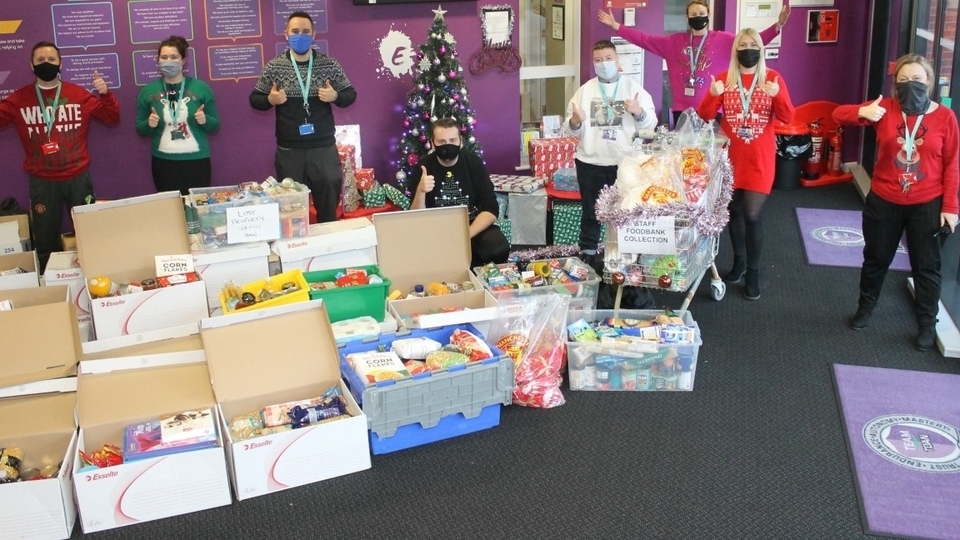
top-left (727, 189), bottom-right (768, 270)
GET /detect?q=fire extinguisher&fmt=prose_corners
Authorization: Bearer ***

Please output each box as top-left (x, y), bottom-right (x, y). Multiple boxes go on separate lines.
top-left (804, 119), bottom-right (825, 180)
top-left (828, 126), bottom-right (844, 176)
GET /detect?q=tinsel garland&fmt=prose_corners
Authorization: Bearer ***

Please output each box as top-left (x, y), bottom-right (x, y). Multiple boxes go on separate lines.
top-left (594, 148), bottom-right (735, 238)
top-left (509, 244), bottom-right (581, 263)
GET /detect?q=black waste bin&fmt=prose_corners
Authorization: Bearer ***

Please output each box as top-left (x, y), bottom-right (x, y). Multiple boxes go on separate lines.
top-left (773, 122), bottom-right (812, 190)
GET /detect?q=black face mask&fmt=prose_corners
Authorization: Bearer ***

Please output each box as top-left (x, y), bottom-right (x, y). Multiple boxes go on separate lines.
top-left (896, 81), bottom-right (931, 115)
top-left (688, 16), bottom-right (709, 31)
top-left (737, 49), bottom-right (761, 69)
top-left (33, 62), bottom-right (60, 82)
top-left (435, 144), bottom-right (460, 161)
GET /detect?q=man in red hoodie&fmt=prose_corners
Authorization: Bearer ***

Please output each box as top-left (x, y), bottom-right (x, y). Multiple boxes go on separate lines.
top-left (0, 41), bottom-right (120, 271)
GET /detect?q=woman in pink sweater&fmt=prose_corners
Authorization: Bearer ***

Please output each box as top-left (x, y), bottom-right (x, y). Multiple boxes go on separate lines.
top-left (833, 54), bottom-right (959, 351)
top-left (599, 0), bottom-right (789, 125)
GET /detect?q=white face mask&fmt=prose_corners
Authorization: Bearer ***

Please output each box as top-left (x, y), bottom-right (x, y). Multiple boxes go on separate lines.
top-left (594, 60), bottom-right (618, 80)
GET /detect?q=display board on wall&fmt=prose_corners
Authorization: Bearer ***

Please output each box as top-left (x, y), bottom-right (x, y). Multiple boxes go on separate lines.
top-left (611, 36), bottom-right (644, 89)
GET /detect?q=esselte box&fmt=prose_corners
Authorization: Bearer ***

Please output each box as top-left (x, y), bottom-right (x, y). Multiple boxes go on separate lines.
top-left (0, 213), bottom-right (30, 254)
top-left (200, 300), bottom-right (370, 500)
top-left (73, 192), bottom-right (209, 340)
top-left (338, 323), bottom-right (514, 455)
top-left (566, 309), bottom-right (702, 392)
top-left (374, 207), bottom-right (491, 329)
top-left (272, 217), bottom-right (377, 273)
top-left (43, 251), bottom-right (92, 322)
top-left (0, 285), bottom-right (81, 540)
top-left (192, 242), bottom-right (270, 316)
top-left (72, 337), bottom-right (231, 533)
top-left (389, 288), bottom-right (499, 335)
top-left (0, 250), bottom-right (39, 290)
top-left (303, 264), bottom-right (390, 322)
top-left (0, 377), bottom-right (79, 540)
top-left (0, 285), bottom-right (79, 388)
top-left (189, 186), bottom-right (280, 248)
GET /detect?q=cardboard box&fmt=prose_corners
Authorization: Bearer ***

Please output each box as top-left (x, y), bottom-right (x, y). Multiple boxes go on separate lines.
top-left (72, 338), bottom-right (231, 533)
top-left (338, 323), bottom-right (514, 455)
top-left (200, 300), bottom-right (370, 500)
top-left (389, 288), bottom-right (499, 335)
top-left (0, 377), bottom-right (79, 540)
top-left (61, 232), bottom-right (77, 252)
top-left (0, 250), bottom-right (40, 290)
top-left (0, 285), bottom-right (79, 388)
top-left (374, 207), bottom-right (488, 328)
top-left (272, 217), bottom-right (377, 273)
top-left (0, 214), bottom-right (30, 254)
top-left (192, 242), bottom-right (270, 316)
top-left (72, 192), bottom-right (209, 340)
top-left (43, 251), bottom-right (92, 321)
top-left (566, 309), bottom-right (702, 391)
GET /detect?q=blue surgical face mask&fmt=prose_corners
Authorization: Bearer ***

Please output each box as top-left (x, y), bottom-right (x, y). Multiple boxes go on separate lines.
top-left (594, 60), bottom-right (618, 81)
top-left (158, 60), bottom-right (182, 78)
top-left (288, 33), bottom-right (313, 55)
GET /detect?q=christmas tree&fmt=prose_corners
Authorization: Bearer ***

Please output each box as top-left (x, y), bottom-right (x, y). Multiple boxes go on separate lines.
top-left (395, 5), bottom-right (482, 191)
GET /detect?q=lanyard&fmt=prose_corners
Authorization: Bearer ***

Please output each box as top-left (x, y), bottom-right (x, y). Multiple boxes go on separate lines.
top-left (688, 32), bottom-right (708, 86)
top-left (597, 77), bottom-right (621, 124)
top-left (736, 73), bottom-right (759, 119)
top-left (290, 50), bottom-right (313, 119)
top-left (167, 79), bottom-right (185, 124)
top-left (901, 112), bottom-right (924, 162)
top-left (34, 82), bottom-right (62, 141)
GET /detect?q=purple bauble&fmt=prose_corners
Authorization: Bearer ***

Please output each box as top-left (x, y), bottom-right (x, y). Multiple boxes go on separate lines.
top-left (419, 134), bottom-right (427, 142)
top-left (440, 46), bottom-right (447, 54)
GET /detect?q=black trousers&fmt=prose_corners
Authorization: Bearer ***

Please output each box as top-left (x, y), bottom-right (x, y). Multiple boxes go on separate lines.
top-left (471, 224), bottom-right (510, 268)
top-left (152, 156), bottom-right (211, 196)
top-left (574, 159), bottom-right (617, 252)
top-left (275, 145), bottom-right (342, 223)
top-left (29, 171), bottom-right (94, 272)
top-left (859, 191), bottom-right (942, 327)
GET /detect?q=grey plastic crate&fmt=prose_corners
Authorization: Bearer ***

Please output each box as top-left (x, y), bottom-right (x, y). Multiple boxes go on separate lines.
top-left (339, 324), bottom-right (514, 439)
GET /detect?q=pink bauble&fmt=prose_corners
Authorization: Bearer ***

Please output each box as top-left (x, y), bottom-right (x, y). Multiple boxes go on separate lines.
top-left (419, 135), bottom-right (427, 142)
top-left (440, 46), bottom-right (447, 54)
top-left (404, 120), bottom-right (411, 128)
top-left (407, 154), bottom-right (417, 165)
top-left (453, 95), bottom-right (460, 101)
top-left (448, 71), bottom-right (456, 79)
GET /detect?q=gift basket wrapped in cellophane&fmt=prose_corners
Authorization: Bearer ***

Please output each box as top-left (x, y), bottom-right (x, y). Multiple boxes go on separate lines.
top-left (594, 109), bottom-right (734, 292)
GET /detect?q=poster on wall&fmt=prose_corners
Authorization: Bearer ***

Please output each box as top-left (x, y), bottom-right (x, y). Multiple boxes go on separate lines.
top-left (603, 1), bottom-right (650, 8)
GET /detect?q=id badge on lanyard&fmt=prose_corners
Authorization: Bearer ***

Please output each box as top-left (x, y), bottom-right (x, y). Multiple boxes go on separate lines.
top-left (900, 112), bottom-right (924, 193)
top-left (35, 82), bottom-right (62, 155)
top-left (290, 50), bottom-right (316, 137)
top-left (686, 32), bottom-right (707, 98)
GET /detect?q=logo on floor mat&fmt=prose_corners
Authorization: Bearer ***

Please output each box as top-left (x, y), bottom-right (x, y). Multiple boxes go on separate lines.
top-left (862, 415), bottom-right (960, 473)
top-left (811, 226), bottom-right (864, 247)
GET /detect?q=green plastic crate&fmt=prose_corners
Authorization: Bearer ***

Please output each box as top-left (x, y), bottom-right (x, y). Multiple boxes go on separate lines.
top-left (303, 264), bottom-right (391, 322)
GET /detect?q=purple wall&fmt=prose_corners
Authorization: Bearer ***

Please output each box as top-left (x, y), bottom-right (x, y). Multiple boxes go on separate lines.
top-left (0, 1), bottom-right (520, 212)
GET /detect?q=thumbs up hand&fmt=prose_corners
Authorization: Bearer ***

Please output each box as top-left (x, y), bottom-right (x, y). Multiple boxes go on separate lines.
top-left (418, 166), bottom-right (435, 194)
top-left (148, 106), bottom-right (160, 128)
top-left (318, 79), bottom-right (338, 103)
top-left (624, 92), bottom-right (644, 117)
top-left (268, 82), bottom-right (287, 106)
top-left (570, 103), bottom-right (586, 128)
top-left (92, 69), bottom-right (107, 95)
top-left (859, 95), bottom-right (886, 122)
top-left (763, 76), bottom-right (780, 97)
top-left (709, 74), bottom-right (725, 97)
top-left (194, 103), bottom-right (206, 125)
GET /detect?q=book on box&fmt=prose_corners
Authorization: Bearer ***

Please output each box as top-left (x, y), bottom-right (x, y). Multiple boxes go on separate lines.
top-left (159, 408), bottom-right (216, 444)
top-left (346, 350), bottom-right (410, 384)
top-left (124, 418), bottom-right (218, 461)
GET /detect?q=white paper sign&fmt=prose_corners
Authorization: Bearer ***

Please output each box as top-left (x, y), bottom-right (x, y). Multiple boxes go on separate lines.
top-left (617, 216), bottom-right (676, 255)
top-left (226, 203), bottom-right (280, 244)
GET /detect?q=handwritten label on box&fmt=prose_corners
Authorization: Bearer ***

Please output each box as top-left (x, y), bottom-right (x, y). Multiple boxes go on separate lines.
top-left (227, 204), bottom-right (280, 244)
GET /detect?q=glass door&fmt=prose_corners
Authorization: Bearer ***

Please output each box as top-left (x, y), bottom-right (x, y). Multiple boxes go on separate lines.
top-left (518, 0), bottom-right (580, 168)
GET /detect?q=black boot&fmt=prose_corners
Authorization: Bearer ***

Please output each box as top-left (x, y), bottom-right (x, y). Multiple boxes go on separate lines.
top-left (744, 269), bottom-right (760, 300)
top-left (915, 325), bottom-right (936, 352)
top-left (848, 308), bottom-right (872, 330)
top-left (723, 257), bottom-right (746, 283)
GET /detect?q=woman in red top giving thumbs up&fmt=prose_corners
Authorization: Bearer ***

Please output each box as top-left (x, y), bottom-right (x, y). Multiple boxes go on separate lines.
top-left (833, 54), bottom-right (959, 351)
top-left (135, 35), bottom-right (220, 195)
top-left (698, 28), bottom-right (795, 301)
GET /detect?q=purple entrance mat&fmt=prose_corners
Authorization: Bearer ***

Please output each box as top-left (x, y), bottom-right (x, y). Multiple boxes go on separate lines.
top-left (795, 208), bottom-right (910, 271)
top-left (833, 364), bottom-right (960, 540)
